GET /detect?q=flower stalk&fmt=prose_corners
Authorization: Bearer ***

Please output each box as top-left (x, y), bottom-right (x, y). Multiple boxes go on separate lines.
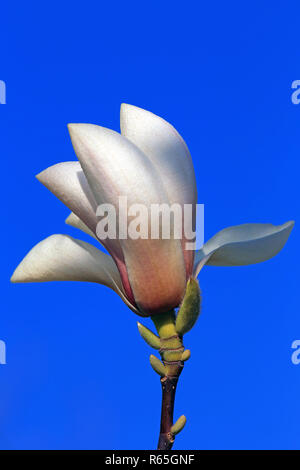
top-left (152, 310), bottom-right (184, 450)
top-left (137, 279), bottom-right (201, 449)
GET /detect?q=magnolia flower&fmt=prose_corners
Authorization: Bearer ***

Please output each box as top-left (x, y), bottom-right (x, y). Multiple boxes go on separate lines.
top-left (11, 104), bottom-right (294, 317)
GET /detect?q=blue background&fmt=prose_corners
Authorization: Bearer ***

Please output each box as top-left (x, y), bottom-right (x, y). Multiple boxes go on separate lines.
top-left (1, 1), bottom-right (299, 450)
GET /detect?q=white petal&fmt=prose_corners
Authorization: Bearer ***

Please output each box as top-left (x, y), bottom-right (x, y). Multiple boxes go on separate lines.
top-left (68, 123), bottom-right (186, 314)
top-left (193, 221), bottom-right (294, 276)
top-left (10, 234), bottom-right (141, 315)
top-left (120, 103), bottom-right (197, 276)
top-left (65, 212), bottom-right (97, 240)
top-left (120, 104), bottom-right (197, 207)
top-left (37, 161), bottom-right (126, 284)
top-left (68, 123), bottom-right (168, 208)
top-left (11, 234), bottom-right (120, 286)
top-left (36, 162), bottom-right (98, 234)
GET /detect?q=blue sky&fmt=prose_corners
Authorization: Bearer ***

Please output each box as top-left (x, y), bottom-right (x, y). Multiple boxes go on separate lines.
top-left (1, 1), bottom-right (300, 449)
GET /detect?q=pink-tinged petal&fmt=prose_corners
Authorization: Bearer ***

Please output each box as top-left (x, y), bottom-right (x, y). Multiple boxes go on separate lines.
top-left (68, 123), bottom-right (186, 314)
top-left (36, 162), bottom-right (98, 234)
top-left (36, 161), bottom-right (134, 303)
top-left (10, 234), bottom-right (142, 315)
top-left (120, 103), bottom-right (197, 278)
top-left (123, 238), bottom-right (186, 314)
top-left (193, 221), bottom-right (294, 276)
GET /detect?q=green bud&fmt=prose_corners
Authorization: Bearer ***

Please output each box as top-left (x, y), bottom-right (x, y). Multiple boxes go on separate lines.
top-left (181, 349), bottom-right (191, 361)
top-left (149, 355), bottom-right (166, 377)
top-left (175, 278), bottom-right (201, 335)
top-left (171, 415), bottom-right (187, 435)
top-left (137, 322), bottom-right (161, 349)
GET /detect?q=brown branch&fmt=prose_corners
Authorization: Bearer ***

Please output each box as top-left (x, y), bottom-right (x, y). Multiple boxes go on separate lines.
top-left (157, 363), bottom-right (184, 450)
top-left (151, 311), bottom-right (185, 450)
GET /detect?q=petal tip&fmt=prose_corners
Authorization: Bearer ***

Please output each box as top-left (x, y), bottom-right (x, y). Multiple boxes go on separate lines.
top-left (10, 267), bottom-right (22, 283)
top-left (280, 220), bottom-right (295, 239)
top-left (65, 213), bottom-right (72, 225)
top-left (35, 169), bottom-right (46, 183)
top-left (120, 102), bottom-right (133, 111)
top-left (67, 123), bottom-right (88, 139)
top-left (67, 123), bottom-right (79, 138)
top-left (120, 103), bottom-right (136, 126)
top-left (285, 220), bottom-right (295, 229)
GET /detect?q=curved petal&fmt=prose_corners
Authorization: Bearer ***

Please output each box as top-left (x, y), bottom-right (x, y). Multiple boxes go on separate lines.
top-left (120, 104), bottom-right (196, 205)
top-left (65, 212), bottom-right (97, 240)
top-left (120, 103), bottom-right (197, 277)
top-left (10, 234), bottom-right (141, 315)
top-left (193, 221), bottom-right (294, 276)
top-left (36, 161), bottom-right (130, 299)
top-left (36, 162), bottom-right (98, 234)
top-left (68, 123), bottom-right (186, 314)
